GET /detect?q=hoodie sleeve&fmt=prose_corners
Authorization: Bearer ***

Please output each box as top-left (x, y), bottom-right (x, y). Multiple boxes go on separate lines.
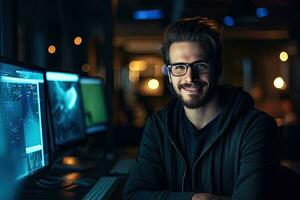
top-left (231, 113), bottom-right (279, 200)
top-left (122, 117), bottom-right (194, 200)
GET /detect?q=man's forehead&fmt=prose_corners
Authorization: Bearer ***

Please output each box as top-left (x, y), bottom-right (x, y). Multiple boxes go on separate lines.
top-left (170, 41), bottom-right (200, 49)
top-left (169, 41), bottom-right (208, 62)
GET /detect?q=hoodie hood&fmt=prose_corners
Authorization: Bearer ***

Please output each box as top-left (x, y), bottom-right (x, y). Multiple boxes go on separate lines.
top-left (217, 85), bottom-right (254, 134)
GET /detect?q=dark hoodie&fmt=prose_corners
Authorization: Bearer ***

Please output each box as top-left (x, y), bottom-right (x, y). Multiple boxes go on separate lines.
top-left (123, 86), bottom-right (279, 200)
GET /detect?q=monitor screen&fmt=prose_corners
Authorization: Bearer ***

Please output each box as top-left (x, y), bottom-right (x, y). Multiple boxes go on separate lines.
top-left (0, 61), bottom-right (49, 180)
top-left (46, 72), bottom-right (85, 146)
top-left (80, 77), bottom-right (108, 134)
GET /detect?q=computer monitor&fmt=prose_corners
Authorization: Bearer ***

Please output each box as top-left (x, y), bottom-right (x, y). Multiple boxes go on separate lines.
top-left (80, 77), bottom-right (108, 134)
top-left (0, 59), bottom-right (49, 180)
top-left (46, 71), bottom-right (85, 147)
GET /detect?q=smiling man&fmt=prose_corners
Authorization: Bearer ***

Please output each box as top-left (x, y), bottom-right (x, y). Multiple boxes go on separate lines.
top-left (123, 17), bottom-right (279, 200)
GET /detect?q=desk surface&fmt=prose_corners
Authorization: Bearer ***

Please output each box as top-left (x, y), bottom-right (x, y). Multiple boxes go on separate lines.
top-left (17, 152), bottom-right (129, 200)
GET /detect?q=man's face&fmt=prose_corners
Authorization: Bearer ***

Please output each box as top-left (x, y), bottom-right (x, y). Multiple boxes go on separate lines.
top-left (168, 41), bottom-right (218, 109)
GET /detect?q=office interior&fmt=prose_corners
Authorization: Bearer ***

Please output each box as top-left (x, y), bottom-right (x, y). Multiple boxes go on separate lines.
top-left (1, 0), bottom-right (300, 199)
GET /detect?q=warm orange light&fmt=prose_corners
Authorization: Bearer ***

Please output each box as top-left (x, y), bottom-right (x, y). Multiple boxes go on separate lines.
top-left (48, 45), bottom-right (56, 54)
top-left (129, 71), bottom-right (139, 83)
top-left (62, 156), bottom-right (79, 166)
top-left (148, 79), bottom-right (159, 90)
top-left (279, 51), bottom-right (288, 62)
top-left (63, 172), bottom-right (81, 181)
top-left (129, 60), bottom-right (147, 71)
top-left (273, 77), bottom-right (286, 90)
top-left (74, 36), bottom-right (83, 46)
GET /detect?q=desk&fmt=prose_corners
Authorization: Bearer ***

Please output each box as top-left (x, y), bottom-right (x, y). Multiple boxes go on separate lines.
top-left (17, 155), bottom-right (127, 200)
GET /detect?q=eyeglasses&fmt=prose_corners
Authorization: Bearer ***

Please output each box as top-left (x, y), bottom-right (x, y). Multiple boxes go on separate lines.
top-left (166, 60), bottom-right (210, 77)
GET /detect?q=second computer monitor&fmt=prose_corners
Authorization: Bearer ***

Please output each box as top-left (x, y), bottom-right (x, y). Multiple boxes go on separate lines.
top-left (80, 77), bottom-right (108, 134)
top-left (46, 71), bottom-right (85, 146)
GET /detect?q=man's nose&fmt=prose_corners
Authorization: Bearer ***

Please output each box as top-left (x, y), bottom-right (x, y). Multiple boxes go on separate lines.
top-left (184, 66), bottom-right (199, 82)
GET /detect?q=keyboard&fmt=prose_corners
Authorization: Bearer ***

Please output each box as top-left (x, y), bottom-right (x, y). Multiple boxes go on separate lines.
top-left (82, 176), bottom-right (120, 200)
top-left (110, 159), bottom-right (135, 174)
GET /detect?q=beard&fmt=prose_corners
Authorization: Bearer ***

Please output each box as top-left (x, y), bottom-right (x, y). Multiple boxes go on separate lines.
top-left (174, 80), bottom-right (217, 109)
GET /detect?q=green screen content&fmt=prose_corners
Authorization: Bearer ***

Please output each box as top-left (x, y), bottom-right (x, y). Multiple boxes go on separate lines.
top-left (80, 78), bottom-right (108, 134)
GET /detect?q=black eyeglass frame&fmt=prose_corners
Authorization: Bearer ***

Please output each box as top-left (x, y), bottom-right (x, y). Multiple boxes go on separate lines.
top-left (166, 59), bottom-right (211, 77)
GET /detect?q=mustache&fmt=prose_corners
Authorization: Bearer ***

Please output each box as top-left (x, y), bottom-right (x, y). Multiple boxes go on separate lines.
top-left (178, 82), bottom-right (206, 90)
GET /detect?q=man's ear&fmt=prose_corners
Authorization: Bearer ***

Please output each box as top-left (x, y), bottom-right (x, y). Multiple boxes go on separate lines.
top-left (162, 64), bottom-right (172, 83)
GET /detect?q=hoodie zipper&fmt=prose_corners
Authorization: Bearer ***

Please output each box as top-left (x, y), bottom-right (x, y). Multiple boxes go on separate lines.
top-left (170, 136), bottom-right (221, 192)
top-left (192, 152), bottom-right (203, 191)
top-left (170, 139), bottom-right (187, 192)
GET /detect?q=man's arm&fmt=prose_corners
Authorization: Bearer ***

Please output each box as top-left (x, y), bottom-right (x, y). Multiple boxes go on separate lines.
top-left (231, 114), bottom-right (279, 200)
top-left (192, 114), bottom-right (278, 200)
top-left (122, 117), bottom-right (194, 200)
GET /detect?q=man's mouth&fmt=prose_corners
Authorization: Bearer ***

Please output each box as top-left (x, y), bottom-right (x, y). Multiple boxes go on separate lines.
top-left (184, 86), bottom-right (200, 91)
top-left (183, 87), bottom-right (202, 94)
top-left (180, 83), bottom-right (205, 95)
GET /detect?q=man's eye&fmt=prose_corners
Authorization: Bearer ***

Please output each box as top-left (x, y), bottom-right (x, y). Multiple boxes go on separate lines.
top-left (194, 63), bottom-right (208, 69)
top-left (174, 65), bottom-right (186, 70)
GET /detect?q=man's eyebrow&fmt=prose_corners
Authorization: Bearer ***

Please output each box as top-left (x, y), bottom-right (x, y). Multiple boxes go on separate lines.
top-left (170, 59), bottom-right (208, 65)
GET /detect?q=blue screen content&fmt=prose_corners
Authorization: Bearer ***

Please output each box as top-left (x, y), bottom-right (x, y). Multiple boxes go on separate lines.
top-left (46, 72), bottom-right (85, 146)
top-left (0, 62), bottom-right (49, 180)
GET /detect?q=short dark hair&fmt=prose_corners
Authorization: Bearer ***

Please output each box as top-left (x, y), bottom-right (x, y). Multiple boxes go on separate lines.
top-left (161, 17), bottom-right (223, 74)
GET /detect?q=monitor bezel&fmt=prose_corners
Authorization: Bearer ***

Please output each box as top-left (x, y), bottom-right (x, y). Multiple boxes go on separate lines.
top-left (79, 75), bottom-right (109, 135)
top-left (0, 56), bottom-right (51, 182)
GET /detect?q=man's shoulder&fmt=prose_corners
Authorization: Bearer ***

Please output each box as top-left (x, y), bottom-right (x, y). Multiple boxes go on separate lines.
top-left (149, 98), bottom-right (179, 121)
top-left (243, 107), bottom-right (276, 124)
top-left (237, 107), bottom-right (278, 136)
top-left (145, 98), bottom-right (180, 134)
top-left (148, 107), bottom-right (169, 125)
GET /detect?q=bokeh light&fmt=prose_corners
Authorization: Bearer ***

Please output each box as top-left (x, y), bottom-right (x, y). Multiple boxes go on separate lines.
top-left (279, 51), bottom-right (288, 62)
top-left (273, 77), bottom-right (286, 89)
top-left (48, 45), bottom-right (56, 54)
top-left (147, 79), bottom-right (159, 90)
top-left (74, 36), bottom-right (83, 46)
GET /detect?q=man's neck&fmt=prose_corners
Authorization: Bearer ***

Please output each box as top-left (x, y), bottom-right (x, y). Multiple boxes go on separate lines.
top-left (183, 92), bottom-right (221, 130)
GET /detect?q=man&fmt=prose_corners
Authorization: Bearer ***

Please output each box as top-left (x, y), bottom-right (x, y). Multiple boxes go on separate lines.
top-left (123, 17), bottom-right (279, 200)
